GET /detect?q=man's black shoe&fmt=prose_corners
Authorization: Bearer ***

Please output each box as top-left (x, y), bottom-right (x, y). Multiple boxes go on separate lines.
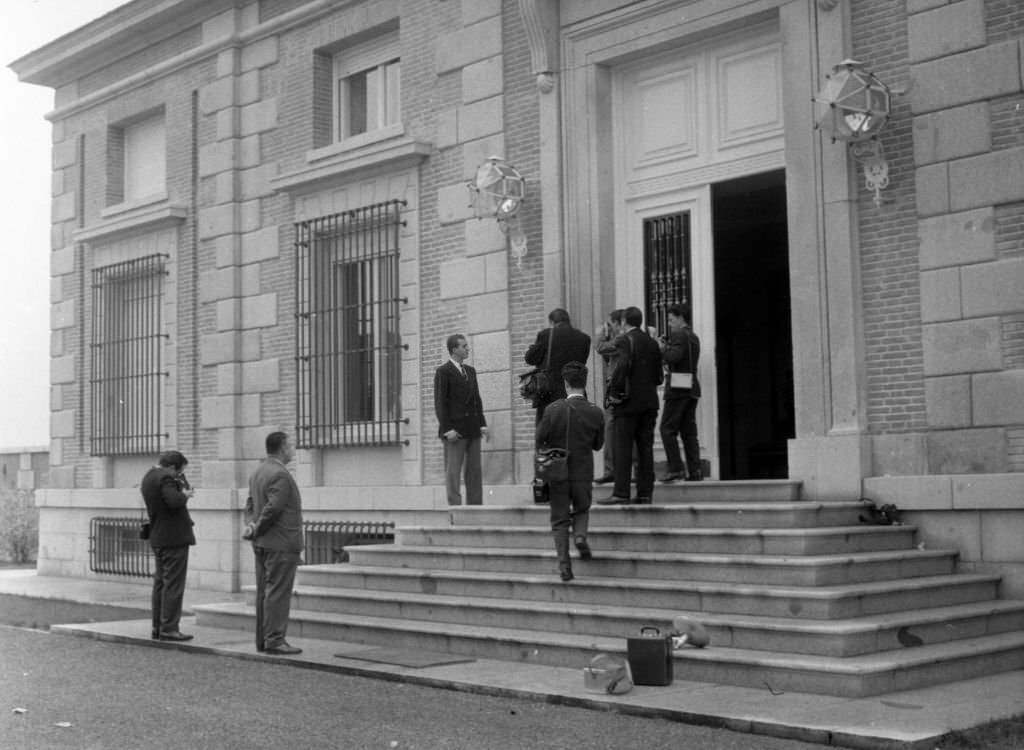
top-left (633, 496), bottom-right (652, 505)
top-left (574, 535), bottom-right (592, 560)
top-left (151, 630), bottom-right (159, 640)
top-left (594, 474), bottom-right (614, 484)
top-left (596, 495), bottom-right (630, 505)
top-left (265, 643), bottom-right (302, 655)
top-left (686, 473), bottom-right (703, 482)
top-left (158, 631), bottom-right (194, 642)
top-left (659, 472), bottom-right (684, 483)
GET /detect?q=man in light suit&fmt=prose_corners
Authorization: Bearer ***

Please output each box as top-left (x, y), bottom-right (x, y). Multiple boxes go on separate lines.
top-left (434, 334), bottom-right (489, 505)
top-left (243, 431), bottom-right (304, 655)
top-left (536, 361), bottom-right (605, 581)
top-left (599, 306), bottom-right (664, 505)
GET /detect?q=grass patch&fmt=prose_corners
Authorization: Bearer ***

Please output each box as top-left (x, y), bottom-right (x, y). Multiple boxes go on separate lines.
top-left (0, 593), bottom-right (148, 631)
top-left (933, 713), bottom-right (1024, 750)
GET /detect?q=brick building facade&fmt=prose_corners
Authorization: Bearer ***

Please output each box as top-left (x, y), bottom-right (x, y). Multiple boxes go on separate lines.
top-left (10, 0), bottom-right (1024, 594)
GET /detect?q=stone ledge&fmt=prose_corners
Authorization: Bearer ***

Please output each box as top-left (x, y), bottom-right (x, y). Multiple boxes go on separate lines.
top-left (74, 199), bottom-right (187, 244)
top-left (272, 135), bottom-right (432, 195)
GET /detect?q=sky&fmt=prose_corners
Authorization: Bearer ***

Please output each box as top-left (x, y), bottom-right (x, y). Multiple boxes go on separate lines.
top-left (0, 0), bottom-right (128, 450)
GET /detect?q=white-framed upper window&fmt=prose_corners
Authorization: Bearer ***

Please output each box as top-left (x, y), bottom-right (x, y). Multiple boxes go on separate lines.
top-left (123, 114), bottom-right (166, 201)
top-left (333, 31), bottom-right (401, 142)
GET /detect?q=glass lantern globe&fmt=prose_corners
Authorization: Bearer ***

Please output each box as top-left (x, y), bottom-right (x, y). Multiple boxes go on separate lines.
top-left (814, 59), bottom-right (891, 142)
top-left (469, 157), bottom-right (526, 220)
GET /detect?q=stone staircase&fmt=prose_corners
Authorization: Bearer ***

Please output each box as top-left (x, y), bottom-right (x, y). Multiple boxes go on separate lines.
top-left (194, 480), bottom-right (1024, 697)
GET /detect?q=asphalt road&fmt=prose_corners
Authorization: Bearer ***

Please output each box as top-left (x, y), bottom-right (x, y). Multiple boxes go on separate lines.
top-left (0, 626), bottom-right (834, 750)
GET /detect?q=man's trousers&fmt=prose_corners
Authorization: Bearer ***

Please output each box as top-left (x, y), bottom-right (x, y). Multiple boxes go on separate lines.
top-left (151, 545), bottom-right (189, 636)
top-left (444, 436), bottom-right (482, 505)
top-left (660, 396), bottom-right (700, 476)
top-left (253, 546), bottom-right (300, 650)
top-left (612, 408), bottom-right (658, 500)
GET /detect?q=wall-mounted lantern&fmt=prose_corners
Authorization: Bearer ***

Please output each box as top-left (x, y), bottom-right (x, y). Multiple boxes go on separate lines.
top-left (467, 156), bottom-right (529, 267)
top-left (814, 59), bottom-right (893, 207)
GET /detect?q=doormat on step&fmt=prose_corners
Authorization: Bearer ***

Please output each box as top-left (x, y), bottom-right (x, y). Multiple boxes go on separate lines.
top-left (334, 647), bottom-right (475, 668)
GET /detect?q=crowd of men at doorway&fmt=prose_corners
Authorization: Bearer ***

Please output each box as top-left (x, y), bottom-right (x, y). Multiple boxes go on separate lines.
top-left (435, 305), bottom-right (702, 581)
top-left (138, 305), bottom-right (700, 653)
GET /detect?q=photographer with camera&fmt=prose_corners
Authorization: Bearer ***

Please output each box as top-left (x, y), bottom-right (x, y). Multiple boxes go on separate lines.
top-left (140, 450), bottom-right (195, 642)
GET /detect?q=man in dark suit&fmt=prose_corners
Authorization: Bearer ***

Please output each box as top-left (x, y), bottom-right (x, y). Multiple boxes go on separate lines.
top-left (141, 450), bottom-right (195, 642)
top-left (536, 361), bottom-right (605, 581)
top-left (434, 334), bottom-right (489, 505)
top-left (243, 431), bottom-right (304, 655)
top-left (524, 308), bottom-right (592, 424)
top-left (599, 306), bottom-right (663, 505)
top-left (659, 303), bottom-right (703, 482)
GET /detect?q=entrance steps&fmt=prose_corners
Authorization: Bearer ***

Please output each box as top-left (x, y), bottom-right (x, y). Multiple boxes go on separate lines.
top-left (194, 481), bottom-right (1024, 697)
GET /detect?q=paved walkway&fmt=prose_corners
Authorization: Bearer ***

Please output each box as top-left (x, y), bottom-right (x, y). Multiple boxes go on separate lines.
top-left (3, 568), bottom-right (1022, 750)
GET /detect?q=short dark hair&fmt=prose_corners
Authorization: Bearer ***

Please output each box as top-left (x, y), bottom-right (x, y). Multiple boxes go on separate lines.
top-left (548, 308), bottom-right (570, 325)
top-left (667, 303), bottom-right (687, 321)
top-left (157, 450), bottom-right (188, 470)
top-left (623, 306), bottom-right (643, 328)
top-left (609, 309), bottom-right (624, 324)
top-left (446, 334), bottom-right (466, 353)
top-left (266, 431), bottom-right (289, 455)
top-left (562, 361), bottom-right (588, 389)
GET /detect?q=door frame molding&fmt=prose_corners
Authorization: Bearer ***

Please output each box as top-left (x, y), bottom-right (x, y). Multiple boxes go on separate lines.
top-left (561, 0), bottom-right (870, 497)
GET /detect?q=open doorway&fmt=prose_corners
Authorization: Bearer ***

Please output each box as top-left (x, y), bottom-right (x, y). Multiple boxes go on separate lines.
top-left (712, 170), bottom-right (794, 479)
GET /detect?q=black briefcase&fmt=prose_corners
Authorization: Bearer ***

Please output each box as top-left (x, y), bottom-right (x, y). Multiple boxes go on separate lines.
top-left (626, 626), bottom-right (674, 686)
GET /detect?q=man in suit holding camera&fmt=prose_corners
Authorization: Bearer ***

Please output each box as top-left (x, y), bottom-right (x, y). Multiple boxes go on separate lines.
top-left (141, 450), bottom-right (195, 642)
top-left (599, 306), bottom-right (663, 505)
top-left (434, 334), bottom-right (489, 505)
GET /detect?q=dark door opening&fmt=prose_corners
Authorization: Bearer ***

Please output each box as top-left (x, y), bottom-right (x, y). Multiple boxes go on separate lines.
top-left (712, 170), bottom-right (794, 479)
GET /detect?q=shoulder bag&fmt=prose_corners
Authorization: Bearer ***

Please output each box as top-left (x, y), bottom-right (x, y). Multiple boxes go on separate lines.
top-left (534, 401), bottom-right (572, 483)
top-left (518, 327), bottom-right (555, 407)
top-left (669, 335), bottom-right (694, 390)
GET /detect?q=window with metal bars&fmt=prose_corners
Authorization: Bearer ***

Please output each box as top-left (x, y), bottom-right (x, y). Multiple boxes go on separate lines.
top-left (644, 212), bottom-right (692, 335)
top-left (295, 199), bottom-right (406, 447)
top-left (90, 254), bottom-right (168, 456)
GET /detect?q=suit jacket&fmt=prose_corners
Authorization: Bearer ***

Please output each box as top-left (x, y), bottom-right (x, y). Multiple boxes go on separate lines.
top-left (141, 466), bottom-right (195, 549)
top-left (524, 323), bottom-right (592, 405)
top-left (608, 327), bottom-right (663, 414)
top-left (434, 361), bottom-right (487, 439)
top-left (535, 395), bottom-right (605, 481)
top-left (662, 326), bottom-right (701, 400)
top-left (248, 457), bottom-right (304, 553)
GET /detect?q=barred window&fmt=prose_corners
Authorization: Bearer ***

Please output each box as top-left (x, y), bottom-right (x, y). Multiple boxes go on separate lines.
top-left (295, 200), bottom-right (406, 447)
top-left (90, 254), bottom-right (168, 455)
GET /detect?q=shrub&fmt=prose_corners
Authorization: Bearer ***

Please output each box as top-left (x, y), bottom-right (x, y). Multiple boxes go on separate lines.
top-left (0, 488), bottom-right (39, 564)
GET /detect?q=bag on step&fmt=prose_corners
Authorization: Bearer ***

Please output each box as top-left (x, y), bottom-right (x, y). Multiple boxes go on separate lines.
top-left (626, 626), bottom-right (674, 686)
top-left (583, 653), bottom-right (633, 695)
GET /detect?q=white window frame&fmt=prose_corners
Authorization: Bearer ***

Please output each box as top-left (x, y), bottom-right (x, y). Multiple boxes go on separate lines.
top-left (123, 114), bottom-right (166, 202)
top-left (333, 31), bottom-right (401, 143)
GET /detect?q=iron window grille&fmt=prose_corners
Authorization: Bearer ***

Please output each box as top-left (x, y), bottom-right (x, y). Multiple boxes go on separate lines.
top-left (644, 212), bottom-right (692, 334)
top-left (90, 254), bottom-right (169, 456)
top-left (295, 199), bottom-right (407, 448)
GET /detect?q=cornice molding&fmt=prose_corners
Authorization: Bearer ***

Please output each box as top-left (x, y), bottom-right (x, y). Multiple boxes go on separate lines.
top-left (272, 136), bottom-right (432, 195)
top-left (73, 200), bottom-right (188, 244)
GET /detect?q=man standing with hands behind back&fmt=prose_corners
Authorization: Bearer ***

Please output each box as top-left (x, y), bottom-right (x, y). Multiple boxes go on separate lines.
top-left (243, 431), bottom-right (304, 655)
top-left (434, 334), bottom-right (489, 505)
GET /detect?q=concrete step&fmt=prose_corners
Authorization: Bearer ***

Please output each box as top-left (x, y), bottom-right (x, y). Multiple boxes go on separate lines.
top-left (293, 565), bottom-right (993, 620)
top-left (193, 601), bottom-right (1024, 697)
top-left (592, 479), bottom-right (803, 503)
top-left (343, 544), bottom-right (960, 586)
top-left (278, 583), bottom-right (1024, 657)
top-left (451, 502), bottom-right (867, 529)
top-left (397, 524), bottom-right (917, 555)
